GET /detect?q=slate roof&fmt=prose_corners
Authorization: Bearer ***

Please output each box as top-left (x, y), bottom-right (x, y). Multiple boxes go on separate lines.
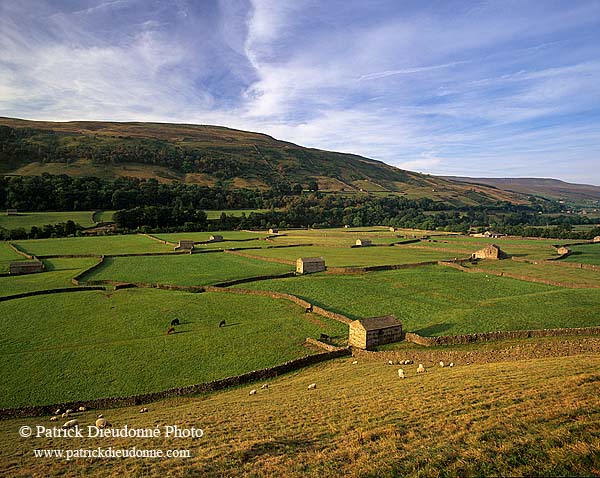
top-left (353, 315), bottom-right (401, 331)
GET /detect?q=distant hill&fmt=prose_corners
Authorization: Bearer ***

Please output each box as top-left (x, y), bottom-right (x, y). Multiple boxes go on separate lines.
top-left (443, 176), bottom-right (600, 206)
top-left (0, 117), bottom-right (529, 206)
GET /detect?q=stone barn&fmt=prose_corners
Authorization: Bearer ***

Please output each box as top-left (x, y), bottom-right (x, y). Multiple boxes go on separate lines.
top-left (209, 234), bottom-right (223, 242)
top-left (594, 236), bottom-right (600, 243)
top-left (389, 227), bottom-right (397, 232)
top-left (349, 315), bottom-right (403, 350)
top-left (355, 238), bottom-right (372, 247)
top-left (6, 208), bottom-right (17, 215)
top-left (174, 240), bottom-right (195, 251)
top-left (268, 228), bottom-right (279, 234)
top-left (556, 246), bottom-right (571, 256)
top-left (10, 261), bottom-right (44, 275)
top-left (471, 244), bottom-right (507, 260)
top-left (296, 257), bottom-right (325, 274)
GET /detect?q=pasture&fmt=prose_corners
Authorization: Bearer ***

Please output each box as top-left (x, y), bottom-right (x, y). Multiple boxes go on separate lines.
top-left (0, 288), bottom-right (347, 408)
top-left (244, 266), bottom-right (600, 335)
top-left (82, 252), bottom-right (293, 286)
top-left (153, 230), bottom-right (265, 242)
top-left (2, 353), bottom-right (599, 477)
top-left (11, 234), bottom-right (171, 257)
top-left (563, 243), bottom-right (600, 265)
top-left (0, 242), bottom-right (25, 273)
top-left (0, 211), bottom-right (97, 230)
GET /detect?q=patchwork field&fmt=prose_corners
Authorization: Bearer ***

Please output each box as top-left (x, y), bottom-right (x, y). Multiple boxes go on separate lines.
top-left (83, 252), bottom-right (293, 285)
top-left (2, 354), bottom-right (599, 477)
top-left (154, 230), bottom-right (265, 242)
top-left (244, 266), bottom-right (600, 335)
top-left (0, 288), bottom-right (347, 408)
top-left (563, 243), bottom-right (600, 265)
top-left (0, 211), bottom-right (98, 230)
top-left (12, 234), bottom-right (171, 256)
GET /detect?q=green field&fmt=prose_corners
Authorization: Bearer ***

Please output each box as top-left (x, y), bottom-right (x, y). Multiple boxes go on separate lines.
top-left (92, 210), bottom-right (116, 222)
top-left (563, 243), bottom-right (600, 265)
top-left (238, 245), bottom-right (458, 267)
top-left (83, 252), bottom-right (294, 285)
top-left (0, 258), bottom-right (98, 297)
top-left (243, 266), bottom-right (600, 335)
top-left (154, 230), bottom-right (265, 242)
top-left (0, 211), bottom-right (97, 229)
top-left (0, 242), bottom-right (26, 273)
top-left (0, 289), bottom-right (347, 407)
top-left (12, 234), bottom-right (170, 256)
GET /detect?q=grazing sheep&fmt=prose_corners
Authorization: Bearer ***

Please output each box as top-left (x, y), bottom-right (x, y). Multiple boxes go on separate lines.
top-left (352, 360), bottom-right (358, 365)
top-left (95, 418), bottom-right (112, 428)
top-left (249, 389), bottom-right (257, 396)
top-left (50, 416), bottom-right (58, 421)
top-left (78, 406), bottom-right (86, 412)
top-left (388, 360), bottom-right (394, 365)
top-left (449, 362), bottom-right (454, 367)
top-left (170, 318), bottom-right (180, 326)
top-left (308, 383), bottom-right (317, 390)
top-left (404, 359), bottom-right (413, 365)
top-left (417, 364), bottom-right (425, 374)
top-left (97, 414), bottom-right (103, 418)
top-left (139, 407), bottom-right (148, 413)
top-left (219, 320), bottom-right (226, 328)
top-left (167, 326), bottom-right (176, 335)
top-left (439, 361), bottom-right (445, 368)
top-left (398, 369), bottom-right (405, 379)
top-left (66, 409), bottom-right (73, 414)
top-left (261, 383), bottom-right (269, 389)
top-left (54, 408), bottom-right (61, 415)
top-left (61, 412), bottom-right (69, 418)
top-left (62, 419), bottom-right (79, 429)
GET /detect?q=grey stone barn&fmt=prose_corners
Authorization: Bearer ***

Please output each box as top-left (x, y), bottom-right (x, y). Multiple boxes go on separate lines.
top-left (355, 238), bottom-right (372, 247)
top-left (349, 315), bottom-right (403, 350)
top-left (174, 240), bottom-right (195, 251)
top-left (6, 209), bottom-right (17, 215)
top-left (268, 228), bottom-right (279, 234)
top-left (471, 244), bottom-right (507, 260)
top-left (296, 257), bottom-right (325, 274)
top-left (10, 261), bottom-right (44, 275)
top-left (209, 234), bottom-right (223, 242)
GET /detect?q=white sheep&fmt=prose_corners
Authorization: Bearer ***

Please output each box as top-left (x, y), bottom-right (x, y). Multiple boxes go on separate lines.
top-left (95, 417), bottom-right (111, 428)
top-left (417, 364), bottom-right (425, 374)
top-left (439, 361), bottom-right (445, 368)
top-left (352, 360), bottom-right (358, 365)
top-left (449, 362), bottom-right (454, 367)
top-left (388, 360), bottom-right (394, 365)
top-left (61, 412), bottom-right (69, 418)
top-left (249, 389), bottom-right (257, 396)
top-left (62, 419), bottom-right (79, 429)
top-left (54, 408), bottom-right (61, 415)
top-left (78, 406), bottom-right (86, 412)
top-left (398, 369), bottom-right (405, 379)
top-left (308, 383), bottom-right (317, 390)
top-left (404, 359), bottom-right (413, 365)
top-left (65, 409), bottom-right (73, 414)
top-left (139, 407), bottom-right (148, 413)
top-left (97, 414), bottom-right (103, 418)
top-left (50, 416), bottom-right (58, 421)
top-left (261, 383), bottom-right (269, 389)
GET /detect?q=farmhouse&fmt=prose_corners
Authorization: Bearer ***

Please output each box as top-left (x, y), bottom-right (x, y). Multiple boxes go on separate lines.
top-left (10, 261), bottom-right (44, 275)
top-left (471, 230), bottom-right (503, 238)
top-left (296, 257), bottom-right (325, 274)
top-left (349, 315), bottom-right (403, 350)
top-left (471, 244), bottom-right (507, 260)
top-left (209, 234), bottom-right (223, 242)
top-left (556, 246), bottom-right (571, 256)
top-left (6, 208), bottom-right (17, 215)
top-left (174, 240), bottom-right (195, 251)
top-left (355, 238), bottom-right (372, 247)
top-left (268, 228), bottom-right (279, 234)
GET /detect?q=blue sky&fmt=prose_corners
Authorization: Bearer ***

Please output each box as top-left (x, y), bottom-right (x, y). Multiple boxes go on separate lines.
top-left (1, 0), bottom-right (599, 184)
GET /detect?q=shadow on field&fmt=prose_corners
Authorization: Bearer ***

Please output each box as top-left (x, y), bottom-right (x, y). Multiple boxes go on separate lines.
top-left (414, 323), bottom-right (454, 336)
top-left (220, 322), bottom-right (241, 328)
top-left (236, 438), bottom-right (316, 462)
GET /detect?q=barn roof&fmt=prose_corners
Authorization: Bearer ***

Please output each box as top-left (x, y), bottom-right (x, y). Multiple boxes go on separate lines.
top-left (298, 257), bottom-right (324, 263)
top-left (352, 315), bottom-right (400, 331)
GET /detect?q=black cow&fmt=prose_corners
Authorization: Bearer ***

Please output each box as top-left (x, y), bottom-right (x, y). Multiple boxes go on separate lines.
top-left (171, 319), bottom-right (180, 326)
top-left (320, 333), bottom-right (330, 341)
top-left (219, 320), bottom-right (226, 328)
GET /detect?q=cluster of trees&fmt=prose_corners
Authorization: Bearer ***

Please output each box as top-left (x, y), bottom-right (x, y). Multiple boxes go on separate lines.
top-left (0, 220), bottom-right (81, 240)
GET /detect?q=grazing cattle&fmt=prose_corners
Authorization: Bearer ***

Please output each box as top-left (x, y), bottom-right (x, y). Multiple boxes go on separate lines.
top-left (319, 333), bottom-right (330, 341)
top-left (219, 320), bottom-right (226, 328)
top-left (171, 319), bottom-right (180, 326)
top-left (167, 327), bottom-right (176, 335)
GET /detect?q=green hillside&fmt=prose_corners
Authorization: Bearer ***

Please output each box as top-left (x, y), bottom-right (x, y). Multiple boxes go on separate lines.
top-left (0, 117), bottom-right (528, 205)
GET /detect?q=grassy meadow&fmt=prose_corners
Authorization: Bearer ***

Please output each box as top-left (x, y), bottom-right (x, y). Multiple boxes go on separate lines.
top-left (2, 353), bottom-right (599, 477)
top-left (83, 252), bottom-right (293, 285)
top-left (0, 288), bottom-right (347, 408)
top-left (563, 243), bottom-right (600, 265)
top-left (11, 234), bottom-right (171, 256)
top-left (0, 242), bottom-right (26, 273)
top-left (0, 211), bottom-right (97, 230)
top-left (244, 266), bottom-right (600, 334)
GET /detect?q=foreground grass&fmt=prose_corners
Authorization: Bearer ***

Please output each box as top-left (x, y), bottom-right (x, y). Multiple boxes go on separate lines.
top-left (84, 252), bottom-right (293, 285)
top-left (0, 258), bottom-right (98, 297)
top-left (2, 354), bottom-right (599, 477)
top-left (0, 288), bottom-right (347, 408)
top-left (12, 234), bottom-right (171, 256)
top-left (0, 211), bottom-right (97, 230)
top-left (244, 266), bottom-right (600, 335)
